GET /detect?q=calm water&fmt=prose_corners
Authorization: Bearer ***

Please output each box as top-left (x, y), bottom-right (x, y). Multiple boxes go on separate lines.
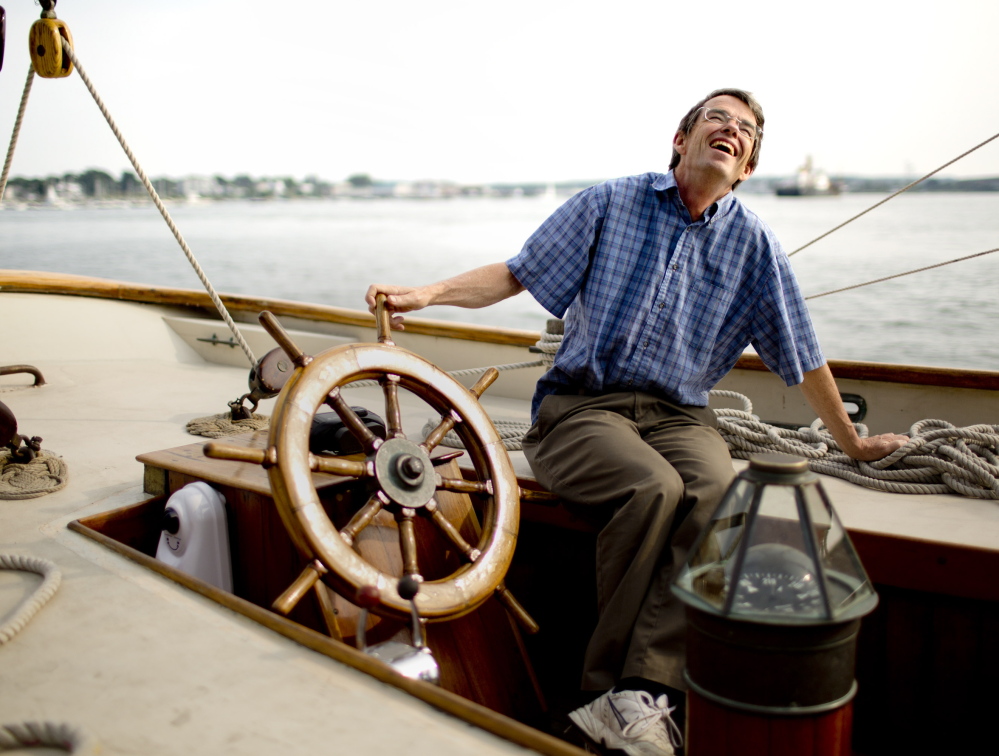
top-left (2, 192), bottom-right (997, 370)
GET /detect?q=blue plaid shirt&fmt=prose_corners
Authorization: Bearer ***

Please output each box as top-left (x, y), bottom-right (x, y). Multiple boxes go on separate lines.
top-left (507, 172), bottom-right (825, 421)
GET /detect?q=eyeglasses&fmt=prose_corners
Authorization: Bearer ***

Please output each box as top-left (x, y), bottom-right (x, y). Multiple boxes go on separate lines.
top-left (699, 107), bottom-right (761, 141)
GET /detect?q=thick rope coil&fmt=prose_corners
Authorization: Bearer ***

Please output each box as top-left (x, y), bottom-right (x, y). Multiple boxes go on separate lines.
top-left (535, 318), bottom-right (564, 368)
top-left (0, 721), bottom-right (98, 754)
top-left (0, 554), bottom-right (61, 645)
top-left (718, 414), bottom-right (999, 499)
top-left (0, 450), bottom-right (69, 500)
top-left (185, 413), bottom-right (269, 439)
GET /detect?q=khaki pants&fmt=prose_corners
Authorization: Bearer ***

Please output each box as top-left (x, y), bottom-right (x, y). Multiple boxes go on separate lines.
top-left (521, 391), bottom-right (733, 692)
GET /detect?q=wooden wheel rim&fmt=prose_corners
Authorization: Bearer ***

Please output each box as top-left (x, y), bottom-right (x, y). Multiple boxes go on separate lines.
top-left (266, 342), bottom-right (519, 621)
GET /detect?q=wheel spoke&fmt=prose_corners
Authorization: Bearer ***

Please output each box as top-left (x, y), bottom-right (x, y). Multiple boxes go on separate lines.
top-left (494, 582), bottom-right (540, 635)
top-left (437, 475), bottom-right (491, 496)
top-left (421, 412), bottom-right (459, 453)
top-left (395, 508), bottom-right (422, 579)
top-left (423, 499), bottom-right (480, 562)
top-left (467, 368), bottom-right (500, 398)
top-left (203, 441), bottom-right (276, 467)
top-left (374, 292), bottom-right (395, 346)
top-left (518, 487), bottom-right (560, 504)
top-left (258, 311), bottom-right (312, 369)
top-left (311, 454), bottom-right (369, 478)
top-left (421, 368), bottom-right (499, 453)
top-left (325, 387), bottom-right (381, 453)
top-left (339, 493), bottom-right (384, 546)
top-left (381, 374), bottom-right (404, 439)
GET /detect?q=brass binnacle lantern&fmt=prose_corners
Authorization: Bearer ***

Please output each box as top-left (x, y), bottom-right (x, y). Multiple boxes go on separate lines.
top-left (672, 453), bottom-right (879, 754)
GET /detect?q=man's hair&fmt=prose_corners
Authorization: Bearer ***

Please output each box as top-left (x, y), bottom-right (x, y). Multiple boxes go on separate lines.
top-left (668, 88), bottom-right (765, 189)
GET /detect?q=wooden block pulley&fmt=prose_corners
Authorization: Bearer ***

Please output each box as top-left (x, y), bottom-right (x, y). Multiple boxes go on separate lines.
top-left (29, 17), bottom-right (73, 78)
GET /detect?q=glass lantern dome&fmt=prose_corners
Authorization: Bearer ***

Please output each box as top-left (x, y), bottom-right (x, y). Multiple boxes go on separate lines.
top-left (673, 453), bottom-right (878, 625)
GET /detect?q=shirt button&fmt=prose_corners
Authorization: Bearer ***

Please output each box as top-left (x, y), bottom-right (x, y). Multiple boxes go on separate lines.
top-left (643, 341), bottom-right (649, 348)
top-left (658, 302), bottom-right (665, 310)
top-left (671, 264), bottom-right (680, 271)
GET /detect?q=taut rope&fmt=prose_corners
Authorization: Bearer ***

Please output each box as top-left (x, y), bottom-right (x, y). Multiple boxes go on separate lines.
top-left (58, 40), bottom-right (257, 368)
top-left (0, 35), bottom-right (257, 368)
top-left (788, 129), bottom-right (999, 257)
top-left (0, 69), bottom-right (35, 203)
top-left (805, 246), bottom-right (999, 300)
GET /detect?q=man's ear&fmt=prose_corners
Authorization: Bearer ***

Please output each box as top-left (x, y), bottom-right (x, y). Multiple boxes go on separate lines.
top-left (672, 130), bottom-right (687, 156)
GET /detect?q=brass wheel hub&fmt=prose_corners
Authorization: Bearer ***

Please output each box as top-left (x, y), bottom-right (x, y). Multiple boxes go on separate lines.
top-left (374, 437), bottom-right (435, 508)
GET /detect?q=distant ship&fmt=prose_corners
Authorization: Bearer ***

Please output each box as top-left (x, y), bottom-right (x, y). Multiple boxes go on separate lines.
top-left (776, 156), bottom-right (842, 196)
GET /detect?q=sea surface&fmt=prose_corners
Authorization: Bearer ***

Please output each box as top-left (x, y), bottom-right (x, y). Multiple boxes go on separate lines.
top-left (2, 191), bottom-right (997, 371)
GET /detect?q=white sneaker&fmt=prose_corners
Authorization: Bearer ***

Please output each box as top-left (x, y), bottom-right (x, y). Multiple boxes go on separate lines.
top-left (568, 689), bottom-right (683, 756)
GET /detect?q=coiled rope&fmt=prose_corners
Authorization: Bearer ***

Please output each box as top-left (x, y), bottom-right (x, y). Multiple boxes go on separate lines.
top-left (713, 393), bottom-right (999, 499)
top-left (0, 449), bottom-right (69, 500)
top-left (0, 721), bottom-right (98, 755)
top-left (0, 554), bottom-right (61, 645)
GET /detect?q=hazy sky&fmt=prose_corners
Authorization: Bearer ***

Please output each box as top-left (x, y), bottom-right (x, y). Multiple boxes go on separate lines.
top-left (2, 0), bottom-right (997, 184)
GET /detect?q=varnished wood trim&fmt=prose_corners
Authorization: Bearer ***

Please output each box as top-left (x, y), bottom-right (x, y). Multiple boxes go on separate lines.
top-left (6, 269), bottom-right (996, 389)
top-left (0, 270), bottom-right (540, 347)
top-left (849, 529), bottom-right (999, 603)
top-left (733, 353), bottom-right (999, 391)
top-left (68, 512), bottom-right (584, 756)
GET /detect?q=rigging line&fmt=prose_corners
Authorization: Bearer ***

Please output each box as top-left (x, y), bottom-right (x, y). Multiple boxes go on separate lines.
top-left (0, 68), bottom-right (36, 204)
top-left (788, 130), bottom-right (999, 258)
top-left (805, 247), bottom-right (999, 300)
top-left (60, 39), bottom-right (258, 368)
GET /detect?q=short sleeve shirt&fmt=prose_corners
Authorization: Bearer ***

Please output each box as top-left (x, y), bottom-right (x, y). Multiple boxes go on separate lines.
top-left (506, 172), bottom-right (825, 420)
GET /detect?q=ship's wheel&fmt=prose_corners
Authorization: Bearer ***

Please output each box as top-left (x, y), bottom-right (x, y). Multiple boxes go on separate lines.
top-left (205, 296), bottom-right (534, 627)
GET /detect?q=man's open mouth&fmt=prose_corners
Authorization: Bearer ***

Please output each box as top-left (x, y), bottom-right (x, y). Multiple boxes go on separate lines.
top-left (710, 140), bottom-right (735, 156)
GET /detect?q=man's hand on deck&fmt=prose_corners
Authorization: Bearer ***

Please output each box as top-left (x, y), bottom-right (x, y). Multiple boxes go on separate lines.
top-left (845, 432), bottom-right (910, 461)
top-left (799, 365), bottom-right (910, 461)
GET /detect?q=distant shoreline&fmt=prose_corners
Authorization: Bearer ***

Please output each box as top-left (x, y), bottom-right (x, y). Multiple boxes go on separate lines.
top-left (4, 170), bottom-right (999, 205)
